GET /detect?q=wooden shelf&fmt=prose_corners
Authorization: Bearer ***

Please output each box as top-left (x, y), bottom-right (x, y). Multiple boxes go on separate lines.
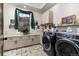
top-left (40, 23), bottom-right (54, 26)
top-left (57, 24), bottom-right (79, 27)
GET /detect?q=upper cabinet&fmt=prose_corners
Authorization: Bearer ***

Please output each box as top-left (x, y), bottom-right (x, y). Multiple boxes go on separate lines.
top-left (41, 10), bottom-right (53, 24)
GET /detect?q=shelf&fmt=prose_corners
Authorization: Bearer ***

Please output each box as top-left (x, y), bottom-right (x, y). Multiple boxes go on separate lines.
top-left (57, 24), bottom-right (79, 27)
top-left (40, 23), bottom-right (54, 26)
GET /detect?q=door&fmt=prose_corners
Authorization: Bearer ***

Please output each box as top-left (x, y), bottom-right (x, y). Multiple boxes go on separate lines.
top-left (0, 3), bottom-right (3, 56)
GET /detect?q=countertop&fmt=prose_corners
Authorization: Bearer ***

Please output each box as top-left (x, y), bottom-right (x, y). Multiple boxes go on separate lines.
top-left (56, 32), bottom-right (79, 36)
top-left (4, 33), bottom-right (41, 38)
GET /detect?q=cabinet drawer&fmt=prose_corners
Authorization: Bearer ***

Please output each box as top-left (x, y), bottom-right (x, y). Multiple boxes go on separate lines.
top-left (16, 37), bottom-right (24, 48)
top-left (4, 38), bottom-right (16, 50)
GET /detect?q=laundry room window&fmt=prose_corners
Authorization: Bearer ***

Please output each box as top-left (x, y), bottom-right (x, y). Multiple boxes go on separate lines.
top-left (14, 8), bottom-right (35, 34)
top-left (18, 12), bottom-right (30, 34)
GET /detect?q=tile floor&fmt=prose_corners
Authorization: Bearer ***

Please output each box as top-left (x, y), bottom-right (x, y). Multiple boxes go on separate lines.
top-left (3, 44), bottom-right (48, 56)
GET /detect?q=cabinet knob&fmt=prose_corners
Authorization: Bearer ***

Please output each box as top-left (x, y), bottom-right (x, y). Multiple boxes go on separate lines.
top-left (14, 40), bottom-right (17, 44)
top-left (4, 37), bottom-right (7, 40)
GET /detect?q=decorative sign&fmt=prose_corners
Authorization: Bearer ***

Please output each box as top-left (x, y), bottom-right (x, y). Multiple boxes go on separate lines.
top-left (18, 13), bottom-right (30, 34)
top-left (61, 15), bottom-right (76, 25)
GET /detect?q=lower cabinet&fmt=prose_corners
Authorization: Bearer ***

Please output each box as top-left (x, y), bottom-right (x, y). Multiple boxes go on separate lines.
top-left (4, 35), bottom-right (40, 51)
top-left (4, 38), bottom-right (16, 50)
top-left (30, 35), bottom-right (40, 45)
top-left (16, 36), bottom-right (32, 48)
top-left (24, 36), bottom-right (32, 46)
top-left (16, 37), bottom-right (24, 48)
top-left (0, 39), bottom-right (3, 56)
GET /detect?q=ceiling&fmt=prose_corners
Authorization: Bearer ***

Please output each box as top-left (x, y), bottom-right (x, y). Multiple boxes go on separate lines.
top-left (10, 3), bottom-right (56, 13)
top-left (24, 3), bottom-right (46, 9)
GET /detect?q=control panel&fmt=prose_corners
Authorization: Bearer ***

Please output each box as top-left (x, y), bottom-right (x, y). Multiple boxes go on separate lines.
top-left (56, 32), bottom-right (79, 40)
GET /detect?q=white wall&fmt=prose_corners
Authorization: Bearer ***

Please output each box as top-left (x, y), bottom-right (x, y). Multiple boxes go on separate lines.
top-left (3, 4), bottom-right (42, 37)
top-left (50, 3), bottom-right (79, 25)
top-left (4, 3), bottom-right (79, 37)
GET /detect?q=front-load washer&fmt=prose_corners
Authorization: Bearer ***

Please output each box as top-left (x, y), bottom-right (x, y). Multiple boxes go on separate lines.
top-left (55, 32), bottom-right (79, 56)
top-left (42, 31), bottom-right (56, 56)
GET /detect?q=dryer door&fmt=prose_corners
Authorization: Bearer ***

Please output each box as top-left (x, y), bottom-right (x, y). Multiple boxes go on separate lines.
top-left (55, 39), bottom-right (79, 56)
top-left (42, 36), bottom-right (51, 51)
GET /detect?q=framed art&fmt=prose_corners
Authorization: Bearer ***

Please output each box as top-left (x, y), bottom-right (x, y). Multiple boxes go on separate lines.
top-left (18, 12), bottom-right (30, 32)
top-left (61, 15), bottom-right (76, 25)
top-left (15, 8), bottom-right (31, 34)
top-left (15, 8), bottom-right (35, 34)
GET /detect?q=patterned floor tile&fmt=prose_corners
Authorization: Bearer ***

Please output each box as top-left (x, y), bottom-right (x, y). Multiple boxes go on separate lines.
top-left (4, 45), bottom-right (48, 56)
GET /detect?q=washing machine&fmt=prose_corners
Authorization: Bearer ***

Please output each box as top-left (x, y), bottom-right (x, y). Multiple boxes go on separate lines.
top-left (55, 32), bottom-right (79, 56)
top-left (42, 31), bottom-right (56, 56)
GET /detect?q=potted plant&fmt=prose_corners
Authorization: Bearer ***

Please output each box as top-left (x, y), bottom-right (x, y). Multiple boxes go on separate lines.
top-left (20, 26), bottom-right (29, 34)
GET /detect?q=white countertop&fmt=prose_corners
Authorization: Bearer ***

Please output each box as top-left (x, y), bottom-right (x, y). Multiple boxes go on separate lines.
top-left (56, 32), bottom-right (79, 36)
top-left (4, 29), bottom-right (42, 38)
top-left (4, 33), bottom-right (40, 38)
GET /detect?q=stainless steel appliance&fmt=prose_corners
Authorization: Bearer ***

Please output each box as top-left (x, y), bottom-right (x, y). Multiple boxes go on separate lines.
top-left (55, 32), bottom-right (79, 56)
top-left (42, 31), bottom-right (56, 56)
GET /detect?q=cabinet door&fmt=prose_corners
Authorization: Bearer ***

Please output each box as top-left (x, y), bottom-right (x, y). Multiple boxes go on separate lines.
top-left (16, 36), bottom-right (32, 48)
top-left (31, 35), bottom-right (40, 45)
top-left (41, 10), bottom-right (49, 24)
top-left (49, 11), bottom-right (53, 23)
top-left (4, 38), bottom-right (16, 50)
top-left (41, 10), bottom-right (53, 24)
top-left (16, 37), bottom-right (24, 48)
top-left (24, 36), bottom-right (32, 46)
top-left (0, 39), bottom-right (3, 56)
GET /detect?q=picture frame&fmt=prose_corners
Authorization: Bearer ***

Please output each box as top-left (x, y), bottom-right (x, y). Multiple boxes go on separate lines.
top-left (15, 8), bottom-right (31, 34)
top-left (61, 15), bottom-right (76, 25)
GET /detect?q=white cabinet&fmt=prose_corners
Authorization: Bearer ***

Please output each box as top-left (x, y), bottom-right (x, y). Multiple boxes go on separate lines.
top-left (24, 36), bottom-right (32, 46)
top-left (4, 35), bottom-right (40, 51)
top-left (15, 36), bottom-right (32, 48)
top-left (16, 37), bottom-right (24, 48)
top-left (30, 35), bottom-right (40, 45)
top-left (0, 39), bottom-right (3, 56)
top-left (41, 10), bottom-right (53, 24)
top-left (4, 38), bottom-right (16, 50)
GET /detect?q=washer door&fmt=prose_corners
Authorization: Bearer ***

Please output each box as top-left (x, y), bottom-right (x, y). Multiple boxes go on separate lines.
top-left (55, 39), bottom-right (79, 56)
top-left (42, 36), bottom-right (51, 51)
